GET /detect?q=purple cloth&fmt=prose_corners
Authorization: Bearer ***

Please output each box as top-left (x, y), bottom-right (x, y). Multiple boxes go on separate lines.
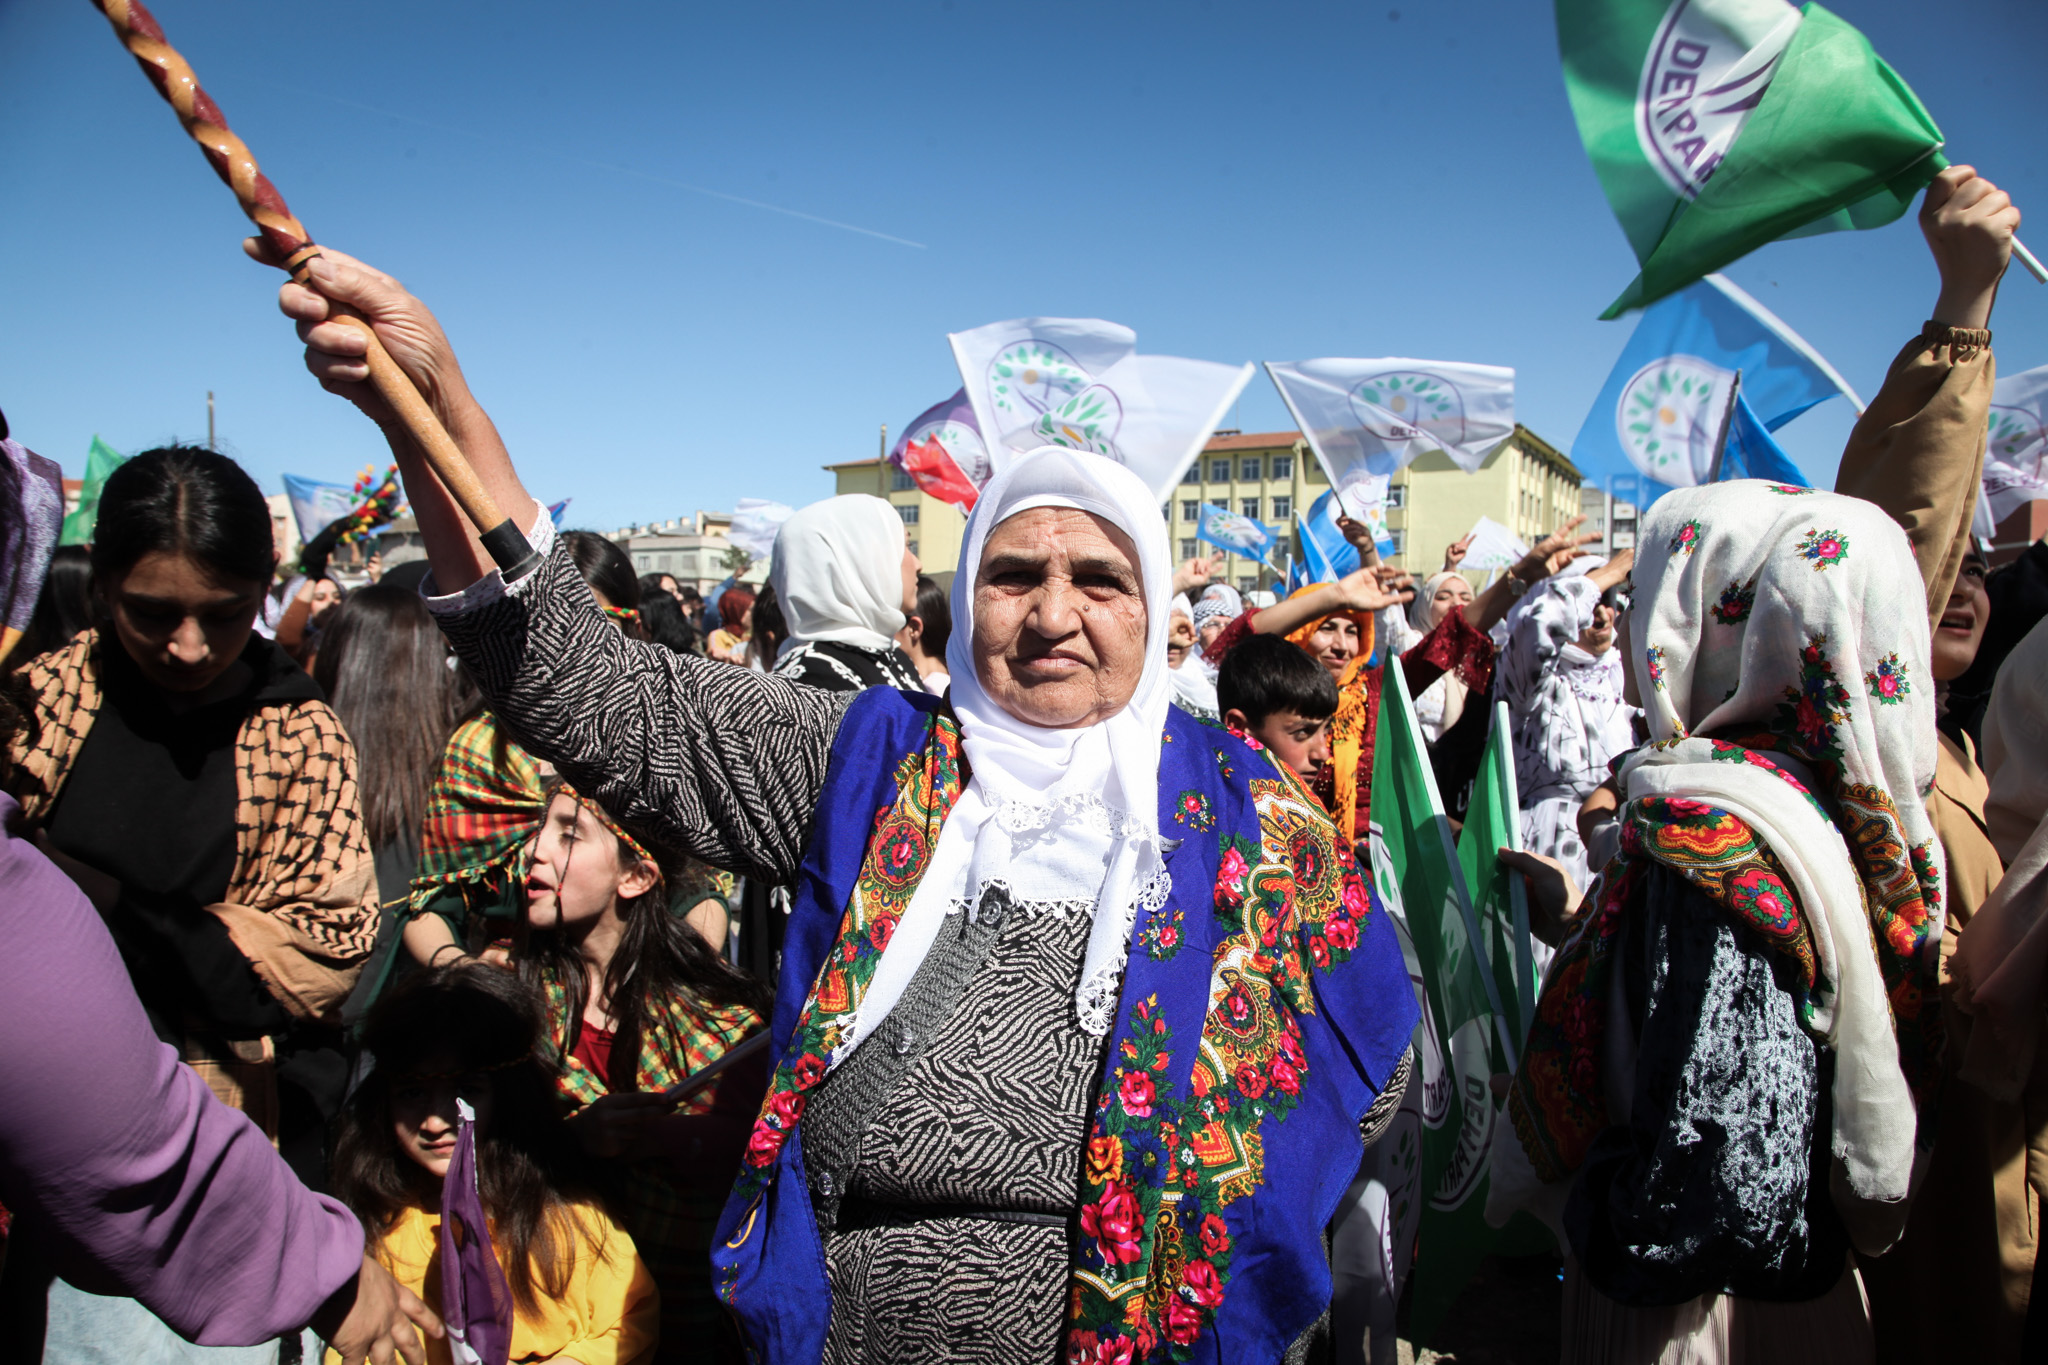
top-left (438, 1105), bottom-right (513, 1365)
top-left (0, 792), bottom-right (364, 1346)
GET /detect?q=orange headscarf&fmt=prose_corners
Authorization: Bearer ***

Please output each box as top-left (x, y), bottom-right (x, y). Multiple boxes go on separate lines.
top-left (1279, 586), bottom-right (1378, 843)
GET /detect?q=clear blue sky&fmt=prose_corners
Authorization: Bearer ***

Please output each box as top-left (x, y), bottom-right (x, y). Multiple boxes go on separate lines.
top-left (3, 0), bottom-right (2042, 539)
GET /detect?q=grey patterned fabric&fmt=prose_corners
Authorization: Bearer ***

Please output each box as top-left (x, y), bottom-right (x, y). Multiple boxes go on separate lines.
top-left (435, 548), bottom-right (852, 884)
top-left (803, 886), bottom-right (1110, 1365)
top-left (1566, 865), bottom-right (1848, 1307)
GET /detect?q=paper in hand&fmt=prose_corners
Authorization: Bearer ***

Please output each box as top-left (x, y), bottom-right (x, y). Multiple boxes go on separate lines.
top-left (1460, 516), bottom-right (1529, 572)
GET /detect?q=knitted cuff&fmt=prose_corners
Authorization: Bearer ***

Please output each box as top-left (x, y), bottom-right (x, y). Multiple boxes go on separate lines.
top-left (1920, 320), bottom-right (1992, 364)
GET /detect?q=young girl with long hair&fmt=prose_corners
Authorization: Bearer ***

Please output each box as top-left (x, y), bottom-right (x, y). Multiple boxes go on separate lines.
top-left (519, 784), bottom-right (770, 1364)
top-left (331, 962), bottom-right (657, 1364)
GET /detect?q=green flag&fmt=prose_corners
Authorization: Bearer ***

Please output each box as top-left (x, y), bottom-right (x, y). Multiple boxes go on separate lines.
top-left (59, 437), bottom-right (126, 546)
top-left (1369, 662), bottom-right (1516, 1335)
top-left (1559, 0), bottom-right (1944, 318)
top-left (1458, 703), bottom-right (1537, 1046)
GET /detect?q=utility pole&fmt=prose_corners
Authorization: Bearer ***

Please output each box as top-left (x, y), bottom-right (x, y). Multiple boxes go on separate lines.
top-left (879, 423), bottom-right (888, 461)
top-left (207, 391), bottom-right (216, 451)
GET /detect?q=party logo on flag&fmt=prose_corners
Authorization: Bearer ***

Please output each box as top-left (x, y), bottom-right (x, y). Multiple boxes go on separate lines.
top-left (1352, 371), bottom-right (1467, 444)
top-left (1634, 0), bottom-right (1799, 199)
top-left (890, 389), bottom-right (989, 512)
top-left (1616, 355), bottom-right (1735, 481)
top-left (1268, 358), bottom-right (1515, 481)
top-left (1195, 503), bottom-right (1276, 560)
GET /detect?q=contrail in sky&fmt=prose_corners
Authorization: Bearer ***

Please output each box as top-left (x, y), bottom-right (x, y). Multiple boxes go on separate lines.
top-left (255, 83), bottom-right (928, 251)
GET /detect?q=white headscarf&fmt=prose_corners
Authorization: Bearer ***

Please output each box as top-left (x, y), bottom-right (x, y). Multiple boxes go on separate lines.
top-left (836, 447), bottom-right (1174, 1060)
top-left (1620, 481), bottom-right (1941, 1212)
top-left (1407, 570), bottom-right (1473, 633)
top-left (768, 495), bottom-right (907, 653)
top-left (1167, 594), bottom-right (1220, 715)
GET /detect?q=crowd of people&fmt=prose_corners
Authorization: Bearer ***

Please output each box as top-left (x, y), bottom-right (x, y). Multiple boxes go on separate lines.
top-left (0, 163), bottom-right (2039, 1365)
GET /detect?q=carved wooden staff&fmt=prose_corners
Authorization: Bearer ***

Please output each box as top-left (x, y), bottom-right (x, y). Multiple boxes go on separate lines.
top-left (87, 0), bottom-right (540, 578)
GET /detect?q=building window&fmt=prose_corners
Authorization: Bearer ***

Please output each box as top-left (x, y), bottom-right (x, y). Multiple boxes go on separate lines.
top-left (1271, 454), bottom-right (1293, 480)
top-left (1179, 538), bottom-right (1200, 560)
top-left (1237, 575), bottom-right (1257, 594)
top-left (1240, 497), bottom-right (1260, 520)
top-left (897, 504), bottom-right (919, 525)
top-left (1239, 456), bottom-right (1262, 481)
top-left (1182, 463), bottom-right (1201, 485)
top-left (1208, 459), bottom-right (1230, 483)
top-left (1181, 500), bottom-right (1200, 522)
top-left (889, 466), bottom-right (915, 492)
top-left (635, 553), bottom-right (651, 570)
top-left (1385, 484), bottom-right (1405, 509)
top-left (1271, 495), bottom-right (1292, 521)
top-left (1385, 529), bottom-right (1404, 555)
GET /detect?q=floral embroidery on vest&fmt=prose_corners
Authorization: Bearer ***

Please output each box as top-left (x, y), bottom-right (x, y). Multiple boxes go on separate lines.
top-left (1065, 778), bottom-right (1366, 1361)
top-left (730, 714), bottom-right (964, 1200)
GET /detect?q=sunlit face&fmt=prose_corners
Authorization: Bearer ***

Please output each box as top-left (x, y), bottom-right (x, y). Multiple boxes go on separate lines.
top-left (1578, 601), bottom-right (1618, 655)
top-left (389, 1051), bottom-right (494, 1180)
top-left (900, 547), bottom-right (921, 616)
top-left (658, 575), bottom-right (681, 600)
top-left (1198, 617), bottom-right (1227, 651)
top-left (523, 794), bottom-right (657, 937)
top-left (972, 507), bottom-right (1149, 729)
top-left (103, 551), bottom-right (263, 693)
top-left (1933, 550), bottom-right (1990, 682)
top-left (1426, 575), bottom-right (1474, 629)
top-left (1166, 613), bottom-right (1195, 669)
top-left (1240, 708), bottom-right (1332, 779)
top-left (1301, 616), bottom-right (1362, 678)
top-left (310, 577), bottom-right (343, 616)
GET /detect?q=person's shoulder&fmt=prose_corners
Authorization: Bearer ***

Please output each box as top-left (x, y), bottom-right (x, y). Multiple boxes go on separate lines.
top-left (557, 1198), bottom-right (639, 1261)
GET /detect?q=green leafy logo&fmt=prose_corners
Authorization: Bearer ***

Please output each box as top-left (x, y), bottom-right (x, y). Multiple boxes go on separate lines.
top-left (1350, 371), bottom-right (1466, 445)
top-left (1616, 355), bottom-right (1732, 480)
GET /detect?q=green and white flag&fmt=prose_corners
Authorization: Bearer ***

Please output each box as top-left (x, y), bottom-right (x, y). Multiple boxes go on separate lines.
top-left (1458, 703), bottom-right (1537, 1058)
top-left (59, 437), bottom-right (126, 546)
top-left (1559, 0), bottom-right (1945, 318)
top-left (1369, 663), bottom-right (1518, 1335)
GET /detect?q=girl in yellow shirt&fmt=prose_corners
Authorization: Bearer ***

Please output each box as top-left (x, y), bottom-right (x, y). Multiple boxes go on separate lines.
top-left (330, 963), bottom-right (660, 1365)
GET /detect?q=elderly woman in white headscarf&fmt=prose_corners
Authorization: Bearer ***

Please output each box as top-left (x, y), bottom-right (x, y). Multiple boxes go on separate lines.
top-left (1490, 482), bottom-right (1946, 1364)
top-left (1165, 592), bottom-right (1221, 722)
top-left (769, 495), bottom-right (924, 693)
top-left (280, 249), bottom-right (1420, 1365)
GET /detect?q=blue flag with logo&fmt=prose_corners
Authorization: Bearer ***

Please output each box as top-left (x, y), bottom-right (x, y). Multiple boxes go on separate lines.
top-left (1295, 489), bottom-right (1363, 584)
top-left (1717, 390), bottom-right (1811, 487)
top-left (1572, 274), bottom-right (1858, 503)
top-left (1195, 502), bottom-right (1277, 561)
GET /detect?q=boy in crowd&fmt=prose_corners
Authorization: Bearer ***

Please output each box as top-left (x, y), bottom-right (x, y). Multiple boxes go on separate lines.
top-left (1216, 634), bottom-right (1339, 787)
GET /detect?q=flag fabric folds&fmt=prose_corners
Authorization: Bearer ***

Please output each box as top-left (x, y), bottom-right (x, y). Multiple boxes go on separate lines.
top-left (1294, 489), bottom-right (1364, 585)
top-left (727, 498), bottom-right (795, 561)
top-left (440, 1099), bottom-right (514, 1365)
top-left (546, 498), bottom-right (572, 527)
top-left (1370, 664), bottom-right (1526, 1334)
top-left (281, 472), bottom-right (362, 547)
top-left (1571, 273), bottom-right (1856, 497)
top-left (1559, 0), bottom-right (1946, 318)
top-left (1266, 358), bottom-right (1515, 485)
top-left (1982, 362), bottom-right (2048, 524)
top-left (888, 389), bottom-right (988, 513)
top-left (1193, 502), bottom-right (1277, 562)
top-left (947, 317), bottom-right (1254, 499)
top-left (58, 437), bottom-right (126, 547)
top-left (1717, 389), bottom-right (1811, 485)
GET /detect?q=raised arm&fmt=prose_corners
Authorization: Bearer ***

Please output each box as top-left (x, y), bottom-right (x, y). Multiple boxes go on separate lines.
top-left (1833, 166), bottom-right (2017, 626)
top-left (267, 245), bottom-right (848, 882)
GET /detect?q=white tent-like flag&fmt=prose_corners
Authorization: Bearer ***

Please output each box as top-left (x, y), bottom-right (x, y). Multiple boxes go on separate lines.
top-left (1984, 362), bottom-right (2048, 525)
top-left (948, 316), bottom-right (1254, 499)
top-left (1265, 358), bottom-right (1516, 502)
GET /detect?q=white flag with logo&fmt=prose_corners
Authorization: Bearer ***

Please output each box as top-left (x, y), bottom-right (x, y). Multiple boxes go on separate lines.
top-left (948, 317), bottom-right (1254, 499)
top-left (1264, 358), bottom-right (1516, 492)
top-left (728, 498), bottom-right (794, 560)
top-left (1984, 362), bottom-right (2048, 524)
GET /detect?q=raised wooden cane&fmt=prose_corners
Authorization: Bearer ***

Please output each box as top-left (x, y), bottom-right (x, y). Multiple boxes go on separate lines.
top-left (86, 0), bottom-right (541, 579)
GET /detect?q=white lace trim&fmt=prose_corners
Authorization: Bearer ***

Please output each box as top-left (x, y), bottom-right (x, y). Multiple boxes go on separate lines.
top-left (994, 791), bottom-right (1151, 842)
top-left (1076, 863), bottom-right (1173, 1036)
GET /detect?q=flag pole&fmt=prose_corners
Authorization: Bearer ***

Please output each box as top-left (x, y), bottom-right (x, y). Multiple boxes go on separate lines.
top-left (1704, 372), bottom-right (1741, 483)
top-left (2014, 238), bottom-right (2048, 285)
top-left (86, 0), bottom-right (540, 580)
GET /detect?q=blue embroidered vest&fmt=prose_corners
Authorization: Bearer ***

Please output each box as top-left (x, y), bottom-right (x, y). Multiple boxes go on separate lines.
top-left (711, 685), bottom-right (1416, 1363)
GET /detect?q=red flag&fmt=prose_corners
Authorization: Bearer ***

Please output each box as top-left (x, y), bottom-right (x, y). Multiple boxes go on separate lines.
top-left (897, 434), bottom-right (980, 512)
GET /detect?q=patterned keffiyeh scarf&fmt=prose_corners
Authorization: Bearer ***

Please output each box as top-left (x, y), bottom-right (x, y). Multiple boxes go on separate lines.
top-left (1508, 481), bottom-right (1944, 1210)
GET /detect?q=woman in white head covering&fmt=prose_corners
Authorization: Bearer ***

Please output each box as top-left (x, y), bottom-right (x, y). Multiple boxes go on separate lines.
top-left (1398, 570), bottom-right (1476, 743)
top-left (1492, 482), bottom-right (1945, 1363)
top-left (768, 493), bottom-right (923, 693)
top-left (1165, 592), bottom-right (1221, 722)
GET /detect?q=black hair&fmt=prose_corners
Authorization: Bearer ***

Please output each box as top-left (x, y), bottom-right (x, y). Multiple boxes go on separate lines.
top-left (637, 572), bottom-right (675, 603)
top-left (639, 590), bottom-right (702, 657)
top-left (748, 583), bottom-right (786, 667)
top-left (313, 584), bottom-right (461, 848)
top-left (1217, 633), bottom-right (1340, 726)
top-left (89, 446), bottom-right (275, 586)
top-left (911, 573), bottom-right (950, 659)
top-left (330, 963), bottom-right (597, 1316)
top-left (559, 532), bottom-right (639, 614)
top-left (519, 785), bottom-right (771, 1095)
top-left (11, 545), bottom-right (93, 664)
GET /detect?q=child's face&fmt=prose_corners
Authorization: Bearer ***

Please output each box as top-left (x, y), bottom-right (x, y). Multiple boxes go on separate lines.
top-left (1245, 709), bottom-right (1332, 779)
top-left (524, 794), bottom-right (656, 934)
top-left (390, 1054), bottom-right (494, 1180)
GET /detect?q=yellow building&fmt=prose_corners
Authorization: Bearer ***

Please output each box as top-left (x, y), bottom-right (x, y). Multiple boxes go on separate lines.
top-left (1171, 431), bottom-right (1328, 593)
top-left (825, 458), bottom-right (971, 578)
top-left (1381, 425), bottom-right (1583, 576)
